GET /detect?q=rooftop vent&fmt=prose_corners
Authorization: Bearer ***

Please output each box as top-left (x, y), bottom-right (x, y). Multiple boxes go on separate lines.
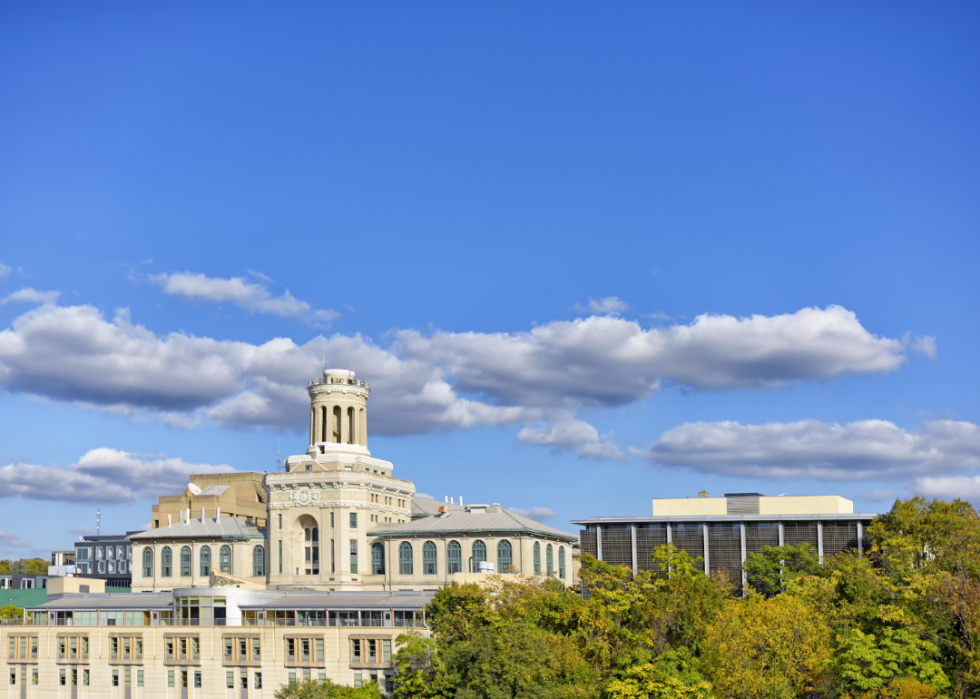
top-left (698, 490), bottom-right (709, 498)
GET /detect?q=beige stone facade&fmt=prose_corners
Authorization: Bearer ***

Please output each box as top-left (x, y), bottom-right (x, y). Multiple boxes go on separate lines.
top-left (152, 474), bottom-right (268, 529)
top-left (652, 493), bottom-right (854, 517)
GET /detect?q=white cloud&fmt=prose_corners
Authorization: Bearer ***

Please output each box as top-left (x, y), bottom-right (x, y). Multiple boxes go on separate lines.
top-left (576, 297), bottom-right (629, 314)
top-left (1, 288), bottom-right (60, 306)
top-left (909, 475), bottom-right (980, 505)
top-left (519, 419), bottom-right (623, 459)
top-left (910, 335), bottom-right (938, 359)
top-left (150, 272), bottom-right (339, 325)
top-left (0, 529), bottom-right (29, 547)
top-left (0, 262), bottom-right (11, 279)
top-left (509, 506), bottom-right (556, 521)
top-left (0, 303), bottom-right (925, 440)
top-left (0, 448), bottom-right (233, 503)
top-left (636, 419), bottom-right (980, 481)
top-left (645, 311), bottom-right (673, 321)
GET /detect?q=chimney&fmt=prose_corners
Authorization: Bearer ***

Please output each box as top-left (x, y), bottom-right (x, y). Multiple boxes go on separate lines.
top-left (460, 496), bottom-right (463, 507)
top-left (167, 514), bottom-right (172, 526)
top-left (699, 490), bottom-right (709, 498)
top-left (450, 497), bottom-right (454, 504)
top-left (186, 507), bottom-right (191, 524)
top-left (444, 496), bottom-right (448, 503)
top-left (201, 508), bottom-right (205, 521)
top-left (215, 507), bottom-right (221, 521)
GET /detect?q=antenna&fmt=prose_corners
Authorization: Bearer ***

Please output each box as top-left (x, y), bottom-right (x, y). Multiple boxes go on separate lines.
top-left (97, 509), bottom-right (101, 537)
top-left (276, 432), bottom-right (281, 473)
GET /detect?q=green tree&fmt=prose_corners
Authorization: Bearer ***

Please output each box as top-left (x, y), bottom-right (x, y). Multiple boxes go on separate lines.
top-left (606, 649), bottom-right (714, 699)
top-left (10, 558), bottom-right (49, 575)
top-left (702, 591), bottom-right (830, 699)
top-left (0, 605), bottom-right (21, 621)
top-left (743, 543), bottom-right (820, 595)
top-left (274, 678), bottom-right (382, 699)
top-left (390, 633), bottom-right (455, 699)
top-left (831, 627), bottom-right (951, 695)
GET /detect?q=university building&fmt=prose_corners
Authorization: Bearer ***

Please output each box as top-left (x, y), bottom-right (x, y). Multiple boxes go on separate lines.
top-left (574, 492), bottom-right (875, 594)
top-left (1, 368), bottom-right (578, 697)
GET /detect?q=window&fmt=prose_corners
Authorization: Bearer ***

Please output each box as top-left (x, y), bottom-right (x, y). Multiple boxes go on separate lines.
top-left (279, 540), bottom-right (283, 574)
top-left (559, 546), bottom-right (566, 579)
top-left (350, 539), bottom-right (358, 574)
top-left (161, 546), bottom-right (172, 577)
top-left (533, 542), bottom-right (541, 575)
top-left (354, 673), bottom-right (362, 688)
top-left (168, 670), bottom-right (175, 688)
top-left (8, 636), bottom-right (38, 660)
top-left (83, 670), bottom-right (89, 686)
top-left (142, 547), bottom-right (153, 577)
top-left (472, 540), bottom-right (487, 572)
top-left (60, 669), bottom-right (66, 686)
top-left (399, 542), bottom-right (413, 575)
top-left (194, 671), bottom-right (201, 688)
top-left (224, 637), bottom-right (260, 661)
top-left (220, 545), bottom-right (232, 573)
top-left (200, 545), bottom-right (211, 576)
top-left (98, 561), bottom-right (106, 574)
top-left (180, 546), bottom-right (192, 576)
top-left (447, 541), bottom-right (462, 574)
top-left (306, 464), bottom-right (312, 472)
top-left (497, 540), bottom-right (513, 573)
top-left (331, 512), bottom-right (334, 528)
top-left (371, 542), bottom-right (385, 575)
top-left (108, 560), bottom-right (116, 574)
top-left (253, 545), bottom-right (265, 576)
top-left (546, 544), bottom-right (554, 576)
top-left (331, 539), bottom-right (335, 574)
top-left (423, 541), bottom-right (437, 575)
top-left (112, 670), bottom-right (119, 687)
top-left (32, 669), bottom-right (37, 686)
top-left (278, 514), bottom-right (283, 530)
top-left (137, 670), bottom-right (144, 687)
top-left (227, 672), bottom-right (234, 689)
top-left (254, 672), bottom-right (263, 689)
top-left (350, 512), bottom-right (357, 529)
top-left (9, 669), bottom-right (14, 685)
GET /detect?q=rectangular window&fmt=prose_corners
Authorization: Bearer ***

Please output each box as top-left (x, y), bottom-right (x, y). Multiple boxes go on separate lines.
top-left (316, 638), bottom-right (324, 662)
top-left (254, 672), bottom-right (262, 689)
top-left (9, 669), bottom-right (14, 685)
top-left (60, 669), bottom-right (66, 686)
top-left (302, 639), bottom-right (310, 662)
top-left (331, 539), bottom-right (335, 573)
top-left (331, 512), bottom-right (334, 528)
top-left (137, 670), bottom-right (144, 687)
top-left (32, 669), bottom-right (38, 686)
top-left (383, 639), bottom-right (392, 662)
top-left (226, 672), bottom-right (234, 689)
top-left (354, 673), bottom-right (362, 688)
top-left (287, 638), bottom-right (295, 661)
top-left (166, 638), bottom-right (174, 659)
top-left (350, 539), bottom-right (358, 574)
top-left (181, 670), bottom-right (188, 689)
top-left (192, 637), bottom-right (200, 659)
top-left (288, 672), bottom-right (296, 684)
top-left (253, 638), bottom-right (261, 660)
top-left (31, 637), bottom-right (37, 659)
top-left (350, 512), bottom-right (357, 529)
top-left (194, 671), bottom-right (202, 688)
top-left (123, 668), bottom-right (129, 689)
top-left (168, 670), bottom-right (175, 688)
top-left (83, 670), bottom-right (89, 686)
top-left (278, 514), bottom-right (282, 529)
top-left (279, 539), bottom-right (283, 574)
top-left (112, 670), bottom-right (119, 687)
top-left (225, 638), bottom-right (233, 660)
top-left (352, 639), bottom-right (361, 662)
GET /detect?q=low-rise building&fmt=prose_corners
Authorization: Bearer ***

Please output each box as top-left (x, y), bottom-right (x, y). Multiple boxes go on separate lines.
top-left (73, 534), bottom-right (138, 588)
top-left (574, 492), bottom-right (875, 595)
top-left (152, 473), bottom-right (269, 530)
top-left (2, 585), bottom-right (433, 696)
top-left (367, 501), bottom-right (580, 589)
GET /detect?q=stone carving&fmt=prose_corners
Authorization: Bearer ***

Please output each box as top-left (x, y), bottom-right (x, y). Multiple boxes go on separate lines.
top-left (290, 486), bottom-right (320, 506)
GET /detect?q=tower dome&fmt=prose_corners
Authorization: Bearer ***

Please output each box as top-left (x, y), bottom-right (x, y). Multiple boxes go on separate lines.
top-left (307, 368), bottom-right (370, 457)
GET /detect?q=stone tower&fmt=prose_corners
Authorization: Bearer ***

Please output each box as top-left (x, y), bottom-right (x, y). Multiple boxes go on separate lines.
top-left (266, 368), bottom-right (415, 590)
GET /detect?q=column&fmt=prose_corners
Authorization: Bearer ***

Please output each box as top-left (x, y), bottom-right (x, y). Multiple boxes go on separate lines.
top-left (702, 524), bottom-right (710, 576)
top-left (630, 525), bottom-right (637, 573)
top-left (739, 522), bottom-right (747, 595)
top-left (856, 522), bottom-right (863, 557)
top-left (778, 522), bottom-right (784, 547)
top-left (666, 523), bottom-right (672, 545)
top-left (817, 522), bottom-right (824, 565)
top-left (310, 409), bottom-right (315, 446)
top-left (596, 527), bottom-right (603, 561)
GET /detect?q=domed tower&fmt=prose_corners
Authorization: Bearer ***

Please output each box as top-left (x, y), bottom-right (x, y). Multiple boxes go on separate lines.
top-left (307, 368), bottom-right (370, 457)
top-left (267, 368), bottom-right (415, 591)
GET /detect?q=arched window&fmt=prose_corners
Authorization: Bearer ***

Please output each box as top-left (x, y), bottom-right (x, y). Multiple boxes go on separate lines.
top-left (399, 542), bottom-right (413, 575)
top-left (142, 548), bottom-right (153, 578)
top-left (253, 546), bottom-right (265, 577)
top-left (180, 546), bottom-right (192, 577)
top-left (423, 541), bottom-right (437, 575)
top-left (320, 405), bottom-right (327, 443)
top-left (220, 545), bottom-right (232, 574)
top-left (559, 546), bottom-right (566, 580)
top-left (371, 542), bottom-right (385, 575)
top-left (471, 540), bottom-right (486, 572)
top-left (199, 546), bottom-right (211, 577)
top-left (497, 540), bottom-right (513, 573)
top-left (546, 544), bottom-right (554, 576)
top-left (533, 542), bottom-right (541, 575)
top-left (332, 406), bottom-right (342, 443)
top-left (161, 547), bottom-right (172, 577)
top-left (347, 407), bottom-right (355, 444)
top-left (447, 541), bottom-right (462, 574)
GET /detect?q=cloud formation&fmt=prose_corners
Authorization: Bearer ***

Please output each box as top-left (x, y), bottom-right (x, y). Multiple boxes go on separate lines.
top-left (509, 506), bottom-right (556, 522)
top-left (576, 297), bottom-right (629, 314)
top-left (910, 475), bottom-right (980, 505)
top-left (519, 419), bottom-right (623, 458)
top-left (0, 448), bottom-right (233, 503)
top-left (0, 529), bottom-right (29, 547)
top-left (1, 288), bottom-right (60, 306)
top-left (150, 272), bottom-right (339, 325)
top-left (0, 262), bottom-right (11, 279)
top-left (636, 419), bottom-right (980, 480)
top-left (0, 303), bottom-right (929, 448)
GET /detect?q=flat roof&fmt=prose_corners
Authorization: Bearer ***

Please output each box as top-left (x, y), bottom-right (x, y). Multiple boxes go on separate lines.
top-left (243, 591), bottom-right (436, 610)
top-left (572, 513), bottom-right (877, 525)
top-left (27, 592), bottom-right (173, 611)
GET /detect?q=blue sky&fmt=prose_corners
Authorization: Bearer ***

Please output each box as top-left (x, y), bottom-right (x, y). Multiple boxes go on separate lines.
top-left (1, 2), bottom-right (978, 559)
